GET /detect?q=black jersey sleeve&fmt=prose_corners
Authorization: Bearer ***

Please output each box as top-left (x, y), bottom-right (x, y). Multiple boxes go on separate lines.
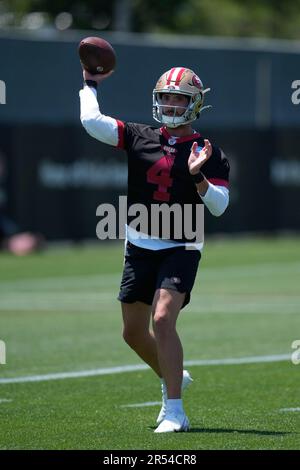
top-left (116, 121), bottom-right (141, 151)
top-left (201, 145), bottom-right (230, 188)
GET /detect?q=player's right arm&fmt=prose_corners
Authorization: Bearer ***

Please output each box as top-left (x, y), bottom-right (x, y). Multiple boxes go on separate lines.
top-left (79, 69), bottom-right (124, 147)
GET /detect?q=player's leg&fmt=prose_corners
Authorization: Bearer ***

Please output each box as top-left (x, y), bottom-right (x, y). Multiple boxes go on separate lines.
top-left (118, 241), bottom-right (162, 375)
top-left (152, 246), bottom-right (201, 432)
top-left (152, 288), bottom-right (190, 432)
top-left (152, 288), bottom-right (185, 398)
top-left (121, 300), bottom-right (162, 377)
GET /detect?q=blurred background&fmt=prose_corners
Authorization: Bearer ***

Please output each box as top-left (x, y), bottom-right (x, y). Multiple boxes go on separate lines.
top-left (0, 0), bottom-right (300, 247)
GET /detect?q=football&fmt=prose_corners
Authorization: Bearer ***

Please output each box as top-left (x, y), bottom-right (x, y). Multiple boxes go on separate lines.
top-left (78, 37), bottom-right (116, 74)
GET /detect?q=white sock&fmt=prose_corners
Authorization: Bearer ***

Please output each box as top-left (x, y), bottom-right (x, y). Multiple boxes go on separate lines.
top-left (166, 399), bottom-right (183, 413)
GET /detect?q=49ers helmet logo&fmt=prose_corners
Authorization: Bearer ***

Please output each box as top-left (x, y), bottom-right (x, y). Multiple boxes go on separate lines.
top-left (192, 74), bottom-right (202, 89)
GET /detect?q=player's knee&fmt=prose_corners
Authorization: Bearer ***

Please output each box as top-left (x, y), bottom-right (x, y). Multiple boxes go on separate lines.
top-left (122, 327), bottom-right (142, 348)
top-left (122, 327), bottom-right (135, 346)
top-left (152, 310), bottom-right (173, 336)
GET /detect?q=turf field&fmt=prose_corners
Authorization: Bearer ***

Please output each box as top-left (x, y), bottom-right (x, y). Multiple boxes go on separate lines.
top-left (0, 237), bottom-right (299, 450)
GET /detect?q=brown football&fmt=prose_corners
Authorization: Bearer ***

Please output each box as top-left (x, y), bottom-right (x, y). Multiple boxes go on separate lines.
top-left (78, 37), bottom-right (116, 74)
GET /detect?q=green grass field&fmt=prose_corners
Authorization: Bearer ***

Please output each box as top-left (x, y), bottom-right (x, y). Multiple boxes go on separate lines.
top-left (0, 236), bottom-right (300, 450)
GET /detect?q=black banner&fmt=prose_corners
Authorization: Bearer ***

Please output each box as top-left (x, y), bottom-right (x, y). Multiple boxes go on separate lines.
top-left (0, 125), bottom-right (299, 241)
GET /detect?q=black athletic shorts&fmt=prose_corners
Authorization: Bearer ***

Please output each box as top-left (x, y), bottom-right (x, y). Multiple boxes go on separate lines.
top-left (117, 241), bottom-right (201, 309)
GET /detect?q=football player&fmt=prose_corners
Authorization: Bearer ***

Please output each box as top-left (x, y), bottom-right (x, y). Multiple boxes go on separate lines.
top-left (79, 66), bottom-right (230, 433)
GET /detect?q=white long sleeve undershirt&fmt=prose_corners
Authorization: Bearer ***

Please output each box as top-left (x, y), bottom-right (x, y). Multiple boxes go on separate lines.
top-left (79, 85), bottom-right (229, 220)
top-left (80, 85), bottom-right (119, 146)
top-left (200, 182), bottom-right (229, 217)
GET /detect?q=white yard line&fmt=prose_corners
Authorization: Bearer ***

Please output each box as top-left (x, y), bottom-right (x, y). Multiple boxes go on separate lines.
top-left (279, 407), bottom-right (300, 412)
top-left (0, 354), bottom-right (290, 385)
top-left (184, 354), bottom-right (291, 366)
top-left (0, 398), bottom-right (12, 403)
top-left (120, 401), bottom-right (161, 408)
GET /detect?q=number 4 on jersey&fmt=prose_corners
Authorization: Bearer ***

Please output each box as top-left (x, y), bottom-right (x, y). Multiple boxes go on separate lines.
top-left (146, 155), bottom-right (174, 202)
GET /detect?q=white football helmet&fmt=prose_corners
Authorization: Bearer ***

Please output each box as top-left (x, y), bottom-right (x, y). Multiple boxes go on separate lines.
top-left (152, 67), bottom-right (211, 128)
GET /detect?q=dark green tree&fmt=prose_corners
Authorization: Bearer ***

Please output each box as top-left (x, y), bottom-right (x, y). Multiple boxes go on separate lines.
top-left (1, 0), bottom-right (300, 39)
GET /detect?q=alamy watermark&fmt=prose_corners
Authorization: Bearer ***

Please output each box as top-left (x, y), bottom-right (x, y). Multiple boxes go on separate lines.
top-left (291, 340), bottom-right (300, 365)
top-left (0, 340), bottom-right (6, 365)
top-left (291, 80), bottom-right (300, 105)
top-left (96, 196), bottom-right (204, 248)
top-left (0, 80), bottom-right (6, 104)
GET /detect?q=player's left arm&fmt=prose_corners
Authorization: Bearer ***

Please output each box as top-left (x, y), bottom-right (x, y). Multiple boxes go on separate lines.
top-left (188, 140), bottom-right (230, 217)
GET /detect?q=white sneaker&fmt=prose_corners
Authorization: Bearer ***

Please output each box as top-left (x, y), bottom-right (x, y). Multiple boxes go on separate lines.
top-left (156, 370), bottom-right (193, 424)
top-left (154, 411), bottom-right (190, 433)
